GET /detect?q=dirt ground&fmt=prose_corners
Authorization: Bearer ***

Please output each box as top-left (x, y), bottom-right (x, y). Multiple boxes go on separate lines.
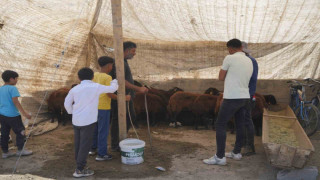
top-left (0, 106), bottom-right (319, 180)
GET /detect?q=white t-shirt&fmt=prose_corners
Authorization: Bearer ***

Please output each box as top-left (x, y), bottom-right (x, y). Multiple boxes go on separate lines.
top-left (221, 52), bottom-right (253, 99)
top-left (64, 80), bottom-right (118, 126)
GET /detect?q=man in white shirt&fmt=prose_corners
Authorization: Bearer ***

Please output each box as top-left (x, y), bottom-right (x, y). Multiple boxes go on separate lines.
top-left (64, 67), bottom-right (118, 178)
top-left (203, 39), bottom-right (253, 165)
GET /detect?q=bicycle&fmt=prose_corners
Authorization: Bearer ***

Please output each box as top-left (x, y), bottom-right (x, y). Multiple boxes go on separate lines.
top-left (287, 80), bottom-right (320, 136)
top-left (304, 78), bottom-right (320, 112)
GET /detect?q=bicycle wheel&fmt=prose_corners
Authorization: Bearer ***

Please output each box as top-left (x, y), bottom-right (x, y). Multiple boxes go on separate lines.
top-left (312, 97), bottom-right (320, 110)
top-left (295, 103), bottom-right (320, 136)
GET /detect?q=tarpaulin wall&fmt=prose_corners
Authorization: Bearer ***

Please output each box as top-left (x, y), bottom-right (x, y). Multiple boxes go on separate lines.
top-left (0, 0), bottom-right (319, 118)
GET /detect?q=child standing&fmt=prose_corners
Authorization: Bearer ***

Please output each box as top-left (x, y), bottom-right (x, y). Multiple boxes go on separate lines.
top-left (89, 56), bottom-right (130, 161)
top-left (64, 67), bottom-right (118, 178)
top-left (0, 70), bottom-right (32, 158)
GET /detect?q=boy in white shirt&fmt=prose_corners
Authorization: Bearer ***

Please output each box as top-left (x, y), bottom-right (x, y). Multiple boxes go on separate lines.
top-left (64, 67), bottom-right (118, 178)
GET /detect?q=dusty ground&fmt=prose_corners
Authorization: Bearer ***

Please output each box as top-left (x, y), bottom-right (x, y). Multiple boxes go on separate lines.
top-left (0, 107), bottom-right (319, 180)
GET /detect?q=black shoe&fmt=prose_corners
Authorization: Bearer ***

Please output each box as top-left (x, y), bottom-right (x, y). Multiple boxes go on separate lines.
top-left (243, 151), bottom-right (256, 156)
top-left (95, 154), bottom-right (113, 161)
top-left (73, 168), bottom-right (94, 178)
top-left (88, 149), bottom-right (97, 155)
top-left (242, 145), bottom-right (256, 156)
top-left (111, 147), bottom-right (120, 152)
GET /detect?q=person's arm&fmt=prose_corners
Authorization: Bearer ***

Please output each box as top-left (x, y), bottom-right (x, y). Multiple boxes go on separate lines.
top-left (125, 80), bottom-right (148, 93)
top-left (219, 56), bottom-right (230, 81)
top-left (99, 79), bottom-right (119, 94)
top-left (12, 97), bottom-right (31, 119)
top-left (218, 70), bottom-right (227, 81)
top-left (111, 62), bottom-right (147, 93)
top-left (107, 93), bottom-right (117, 100)
top-left (64, 91), bottom-right (74, 114)
top-left (107, 93), bottom-right (131, 101)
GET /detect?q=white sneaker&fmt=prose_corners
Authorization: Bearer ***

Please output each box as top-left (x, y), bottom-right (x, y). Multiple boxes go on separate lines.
top-left (73, 168), bottom-right (94, 178)
top-left (2, 151), bottom-right (15, 159)
top-left (16, 149), bottom-right (33, 156)
top-left (225, 151), bottom-right (242, 160)
top-left (203, 155), bottom-right (226, 165)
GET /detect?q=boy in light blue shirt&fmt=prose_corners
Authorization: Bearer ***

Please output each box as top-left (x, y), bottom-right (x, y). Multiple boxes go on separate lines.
top-left (0, 70), bottom-right (32, 158)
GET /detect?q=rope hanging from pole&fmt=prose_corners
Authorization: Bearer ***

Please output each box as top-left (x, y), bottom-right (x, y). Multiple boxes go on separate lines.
top-left (127, 100), bottom-right (139, 139)
top-left (127, 94), bottom-right (153, 155)
top-left (144, 93), bottom-right (153, 155)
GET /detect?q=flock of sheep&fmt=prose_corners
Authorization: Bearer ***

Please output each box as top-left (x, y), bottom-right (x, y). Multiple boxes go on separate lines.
top-left (47, 81), bottom-right (277, 136)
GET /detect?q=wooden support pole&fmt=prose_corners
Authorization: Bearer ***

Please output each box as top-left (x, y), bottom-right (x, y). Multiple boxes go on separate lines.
top-left (111, 0), bottom-right (127, 140)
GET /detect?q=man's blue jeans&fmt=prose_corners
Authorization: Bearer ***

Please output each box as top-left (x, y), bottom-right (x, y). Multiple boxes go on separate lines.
top-left (91, 110), bottom-right (110, 156)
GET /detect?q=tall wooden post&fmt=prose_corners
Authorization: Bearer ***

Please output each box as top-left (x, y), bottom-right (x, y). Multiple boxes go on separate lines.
top-left (111, 0), bottom-right (127, 140)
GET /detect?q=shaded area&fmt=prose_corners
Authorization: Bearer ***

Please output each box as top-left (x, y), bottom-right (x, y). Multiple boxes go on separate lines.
top-left (0, 123), bottom-right (200, 179)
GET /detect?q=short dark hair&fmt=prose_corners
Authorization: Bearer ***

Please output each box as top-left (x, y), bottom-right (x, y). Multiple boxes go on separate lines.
top-left (78, 67), bottom-right (94, 81)
top-left (2, 70), bottom-right (19, 82)
top-left (123, 41), bottom-right (137, 51)
top-left (226, 39), bottom-right (242, 49)
top-left (97, 56), bottom-right (114, 67)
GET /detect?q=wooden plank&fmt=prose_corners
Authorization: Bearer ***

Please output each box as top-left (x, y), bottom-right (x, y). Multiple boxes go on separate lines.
top-left (111, 0), bottom-right (126, 140)
top-left (262, 106), bottom-right (315, 169)
top-left (286, 106), bottom-right (296, 117)
top-left (275, 145), bottom-right (296, 167)
top-left (263, 114), bottom-right (296, 119)
top-left (292, 149), bottom-right (311, 168)
top-left (292, 118), bottom-right (315, 151)
top-left (264, 143), bottom-right (280, 165)
top-left (288, 107), bottom-right (314, 151)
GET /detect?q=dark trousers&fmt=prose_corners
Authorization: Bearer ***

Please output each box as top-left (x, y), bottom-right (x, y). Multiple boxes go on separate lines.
top-left (110, 100), bottom-right (136, 149)
top-left (243, 99), bottom-right (255, 148)
top-left (73, 123), bottom-right (96, 171)
top-left (91, 110), bottom-right (110, 156)
top-left (215, 99), bottom-right (249, 158)
top-left (0, 115), bottom-right (25, 152)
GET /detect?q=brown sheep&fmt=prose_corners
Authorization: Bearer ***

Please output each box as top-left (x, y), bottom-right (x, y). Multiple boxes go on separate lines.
top-left (134, 80), bottom-right (143, 87)
top-left (204, 87), bottom-right (221, 96)
top-left (214, 93), bottom-right (266, 135)
top-left (215, 93), bottom-right (224, 114)
top-left (191, 94), bottom-right (218, 129)
top-left (167, 92), bottom-right (200, 127)
top-left (163, 87), bottom-right (184, 99)
top-left (251, 96), bottom-right (265, 136)
top-left (263, 94), bottom-right (277, 105)
top-left (148, 87), bottom-right (183, 105)
top-left (133, 92), bottom-right (167, 126)
top-left (255, 93), bottom-right (268, 108)
top-left (47, 88), bottom-right (71, 125)
top-left (148, 87), bottom-right (183, 123)
top-left (148, 88), bottom-right (169, 105)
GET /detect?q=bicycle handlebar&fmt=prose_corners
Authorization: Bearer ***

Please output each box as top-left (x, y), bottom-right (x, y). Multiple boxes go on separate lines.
top-left (287, 80), bottom-right (314, 87)
top-left (304, 78), bottom-right (320, 85)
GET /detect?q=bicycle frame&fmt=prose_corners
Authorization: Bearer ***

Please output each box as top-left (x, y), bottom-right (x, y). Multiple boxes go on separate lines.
top-left (311, 92), bottom-right (320, 106)
top-left (289, 79), bottom-right (320, 136)
top-left (289, 82), bottom-right (309, 121)
top-left (306, 78), bottom-right (320, 109)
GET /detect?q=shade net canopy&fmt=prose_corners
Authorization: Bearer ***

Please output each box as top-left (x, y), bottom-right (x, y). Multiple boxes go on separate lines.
top-left (0, 0), bottom-right (319, 117)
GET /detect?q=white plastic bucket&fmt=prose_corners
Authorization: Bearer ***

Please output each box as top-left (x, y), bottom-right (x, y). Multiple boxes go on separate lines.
top-left (119, 138), bottom-right (145, 165)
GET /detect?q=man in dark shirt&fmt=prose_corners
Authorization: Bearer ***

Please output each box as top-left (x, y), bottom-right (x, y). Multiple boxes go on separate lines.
top-left (242, 41), bottom-right (258, 156)
top-left (109, 41), bottom-right (148, 151)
